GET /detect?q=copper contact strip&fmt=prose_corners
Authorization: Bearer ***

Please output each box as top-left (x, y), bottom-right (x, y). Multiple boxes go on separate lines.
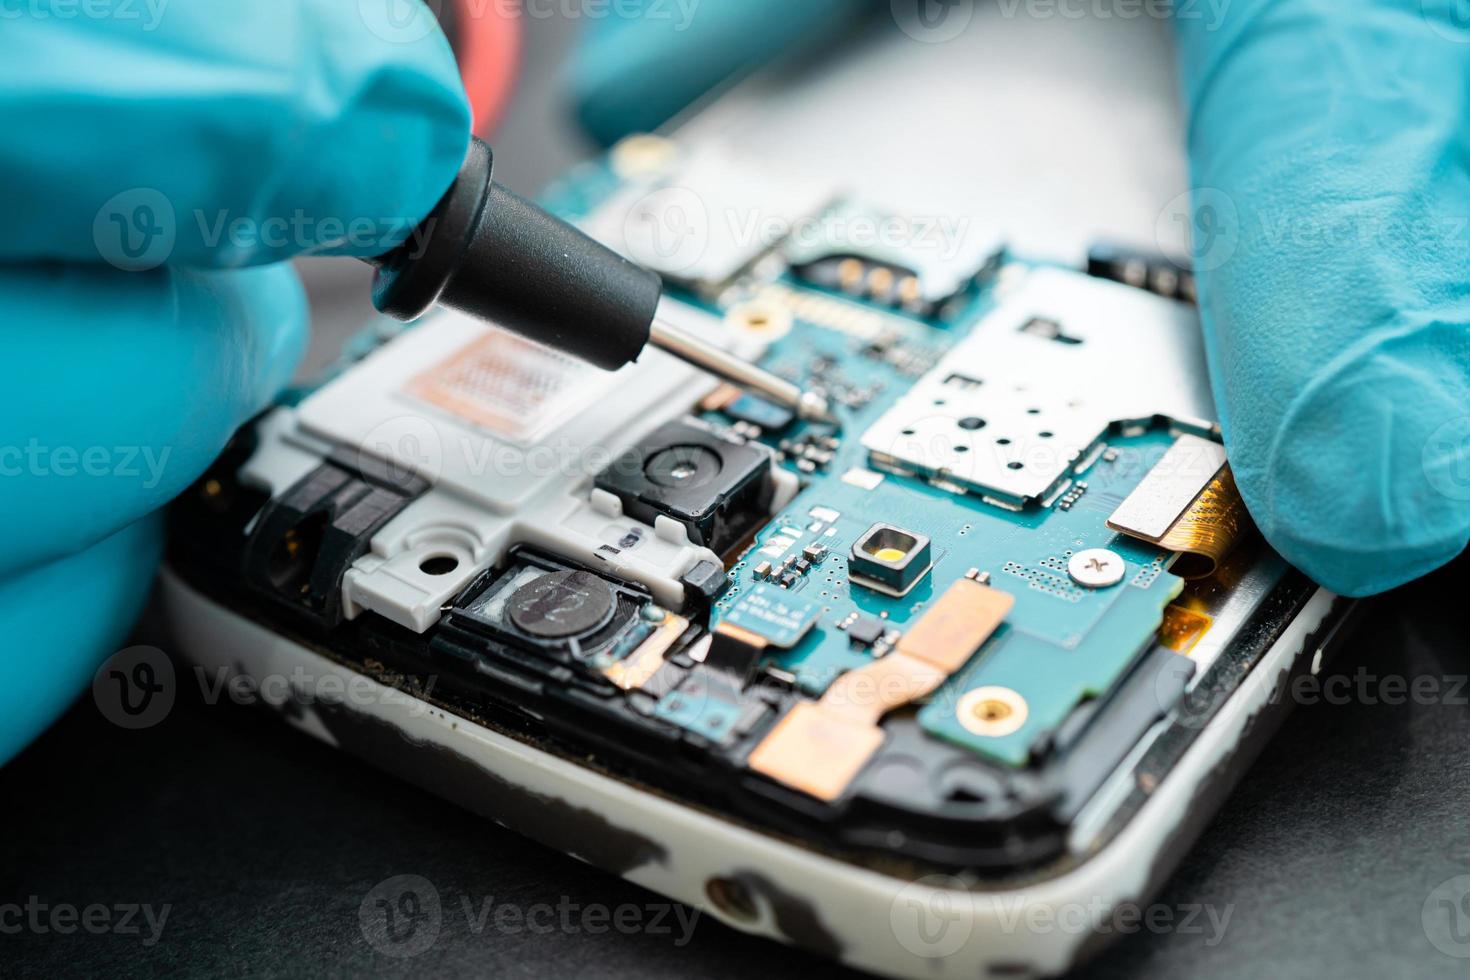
top-left (602, 614), bottom-right (690, 691)
top-left (747, 580), bottom-right (1015, 801)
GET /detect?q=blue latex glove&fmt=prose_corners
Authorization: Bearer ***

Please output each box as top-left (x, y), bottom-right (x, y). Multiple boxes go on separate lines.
top-left (575, 0), bottom-right (1470, 597)
top-left (1175, 0), bottom-right (1470, 596)
top-left (0, 2), bottom-right (470, 764)
top-left (570, 0), bottom-right (874, 146)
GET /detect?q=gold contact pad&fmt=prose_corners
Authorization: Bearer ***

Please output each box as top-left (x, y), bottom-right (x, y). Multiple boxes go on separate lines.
top-left (820, 653), bottom-right (948, 727)
top-left (747, 580), bottom-right (1014, 801)
top-left (404, 330), bottom-right (591, 440)
top-left (746, 703), bottom-right (886, 803)
top-left (1157, 604), bottom-right (1213, 655)
top-left (897, 578), bottom-right (1015, 673)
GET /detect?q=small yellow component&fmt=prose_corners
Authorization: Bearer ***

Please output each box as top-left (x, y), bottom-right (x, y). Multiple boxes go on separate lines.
top-left (754, 283), bottom-right (892, 343)
top-left (873, 547), bottom-right (907, 563)
top-left (898, 276), bottom-right (923, 305)
top-left (724, 301), bottom-right (793, 342)
top-left (957, 686), bottom-right (1029, 737)
top-left (866, 266), bottom-right (896, 297)
top-left (1158, 604), bottom-right (1213, 655)
top-left (601, 614), bottom-right (689, 691)
top-left (747, 579), bottom-right (1015, 801)
top-left (697, 383), bottom-right (742, 413)
top-left (608, 133), bottom-right (679, 178)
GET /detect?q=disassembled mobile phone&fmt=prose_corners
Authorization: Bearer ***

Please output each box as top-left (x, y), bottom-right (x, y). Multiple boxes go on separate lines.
top-left (164, 27), bottom-right (1354, 980)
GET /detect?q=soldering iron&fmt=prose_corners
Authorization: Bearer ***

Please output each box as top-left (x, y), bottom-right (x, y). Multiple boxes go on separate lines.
top-left (364, 137), bottom-right (833, 423)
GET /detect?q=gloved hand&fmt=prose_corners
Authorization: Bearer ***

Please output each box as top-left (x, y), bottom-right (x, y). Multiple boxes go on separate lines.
top-left (1174, 0), bottom-right (1470, 596)
top-left (0, 1), bottom-right (472, 764)
top-left (573, 0), bottom-right (1470, 598)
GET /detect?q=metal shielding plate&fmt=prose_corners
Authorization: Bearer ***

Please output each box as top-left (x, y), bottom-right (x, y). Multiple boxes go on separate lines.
top-left (860, 267), bottom-right (1216, 505)
top-left (1105, 434), bottom-right (1227, 542)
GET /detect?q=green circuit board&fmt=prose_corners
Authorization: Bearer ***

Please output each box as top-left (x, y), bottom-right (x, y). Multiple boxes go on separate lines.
top-left (540, 153), bottom-right (1193, 770)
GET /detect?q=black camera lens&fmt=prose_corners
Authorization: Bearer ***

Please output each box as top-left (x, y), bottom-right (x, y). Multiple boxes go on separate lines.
top-left (595, 420), bottom-right (776, 554)
top-left (645, 445), bottom-right (722, 489)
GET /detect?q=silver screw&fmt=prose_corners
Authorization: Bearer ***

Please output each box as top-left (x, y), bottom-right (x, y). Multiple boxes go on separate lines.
top-left (1068, 548), bottom-right (1125, 588)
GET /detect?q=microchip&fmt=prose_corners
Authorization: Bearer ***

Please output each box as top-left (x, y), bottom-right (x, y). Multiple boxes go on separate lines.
top-left (722, 394), bottom-right (796, 432)
top-left (847, 615), bottom-right (885, 648)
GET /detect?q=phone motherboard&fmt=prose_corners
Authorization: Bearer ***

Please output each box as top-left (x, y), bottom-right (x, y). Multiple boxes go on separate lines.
top-left (169, 133), bottom-right (1312, 873)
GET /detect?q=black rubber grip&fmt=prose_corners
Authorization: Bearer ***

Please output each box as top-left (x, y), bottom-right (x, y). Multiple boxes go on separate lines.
top-left (370, 138), bottom-right (662, 372)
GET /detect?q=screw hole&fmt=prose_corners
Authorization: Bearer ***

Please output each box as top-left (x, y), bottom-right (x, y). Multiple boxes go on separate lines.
top-left (706, 877), bottom-right (759, 923)
top-left (419, 555), bottom-right (459, 576)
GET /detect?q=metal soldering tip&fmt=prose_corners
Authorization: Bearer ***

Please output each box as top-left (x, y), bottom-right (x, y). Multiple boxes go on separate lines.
top-left (797, 390), bottom-right (837, 425)
top-left (648, 316), bottom-right (839, 430)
